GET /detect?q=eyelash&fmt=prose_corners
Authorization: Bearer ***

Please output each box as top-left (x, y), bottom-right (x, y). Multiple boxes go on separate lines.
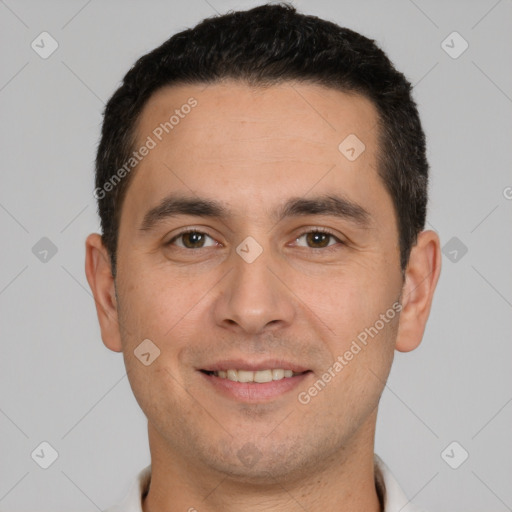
top-left (166, 227), bottom-right (344, 252)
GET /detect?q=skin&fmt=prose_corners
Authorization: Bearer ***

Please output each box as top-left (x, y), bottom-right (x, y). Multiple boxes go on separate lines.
top-left (85, 81), bottom-right (441, 512)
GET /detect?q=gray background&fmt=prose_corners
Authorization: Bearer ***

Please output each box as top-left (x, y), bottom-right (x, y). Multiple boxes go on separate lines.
top-left (1, 0), bottom-right (511, 510)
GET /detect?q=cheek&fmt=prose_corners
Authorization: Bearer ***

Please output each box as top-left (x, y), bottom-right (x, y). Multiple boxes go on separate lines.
top-left (122, 353), bottom-right (196, 441)
top-left (309, 261), bottom-right (401, 394)
top-left (313, 312), bottom-right (397, 420)
top-left (308, 264), bottom-right (395, 337)
top-left (117, 267), bottom-right (193, 338)
top-left (116, 272), bottom-right (200, 412)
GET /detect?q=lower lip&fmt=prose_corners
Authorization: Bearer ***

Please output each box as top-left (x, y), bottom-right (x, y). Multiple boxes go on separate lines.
top-left (199, 371), bottom-right (311, 402)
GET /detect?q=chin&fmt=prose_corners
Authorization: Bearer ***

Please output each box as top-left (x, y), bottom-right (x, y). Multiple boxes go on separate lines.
top-left (202, 435), bottom-right (327, 484)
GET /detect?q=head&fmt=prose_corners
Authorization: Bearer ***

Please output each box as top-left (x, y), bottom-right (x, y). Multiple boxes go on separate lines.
top-left (86, 3), bottom-right (440, 484)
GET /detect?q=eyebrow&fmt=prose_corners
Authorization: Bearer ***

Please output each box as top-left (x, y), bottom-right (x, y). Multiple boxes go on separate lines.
top-left (139, 193), bottom-right (373, 232)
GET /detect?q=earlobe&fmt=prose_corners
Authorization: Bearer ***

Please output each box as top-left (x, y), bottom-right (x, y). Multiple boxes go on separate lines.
top-left (84, 233), bottom-right (123, 353)
top-left (395, 230), bottom-right (442, 353)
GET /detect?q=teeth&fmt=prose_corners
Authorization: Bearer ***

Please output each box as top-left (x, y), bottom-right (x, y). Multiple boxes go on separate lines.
top-left (254, 370), bottom-right (273, 383)
top-left (272, 369), bottom-right (284, 380)
top-left (237, 370), bottom-right (254, 383)
top-left (227, 369), bottom-right (238, 382)
top-left (212, 369), bottom-right (300, 382)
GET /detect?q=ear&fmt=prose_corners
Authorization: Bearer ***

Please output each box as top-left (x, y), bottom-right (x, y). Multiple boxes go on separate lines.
top-left (85, 233), bottom-right (123, 352)
top-left (395, 230), bottom-right (442, 353)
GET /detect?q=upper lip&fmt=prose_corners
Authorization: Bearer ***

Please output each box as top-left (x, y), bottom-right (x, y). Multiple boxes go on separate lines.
top-left (200, 359), bottom-right (310, 373)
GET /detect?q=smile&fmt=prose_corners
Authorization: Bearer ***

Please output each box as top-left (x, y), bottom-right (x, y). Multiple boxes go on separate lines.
top-left (199, 365), bottom-right (312, 402)
top-left (203, 369), bottom-right (305, 383)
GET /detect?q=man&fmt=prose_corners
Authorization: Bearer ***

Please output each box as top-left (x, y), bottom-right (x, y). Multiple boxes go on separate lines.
top-left (85, 3), bottom-right (441, 511)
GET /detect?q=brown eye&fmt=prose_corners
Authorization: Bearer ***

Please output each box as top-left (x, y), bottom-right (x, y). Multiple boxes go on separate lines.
top-left (168, 231), bottom-right (217, 249)
top-left (305, 232), bottom-right (331, 248)
top-left (295, 230), bottom-right (341, 249)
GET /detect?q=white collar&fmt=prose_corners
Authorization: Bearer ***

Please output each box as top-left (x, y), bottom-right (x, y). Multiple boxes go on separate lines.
top-left (104, 454), bottom-right (425, 512)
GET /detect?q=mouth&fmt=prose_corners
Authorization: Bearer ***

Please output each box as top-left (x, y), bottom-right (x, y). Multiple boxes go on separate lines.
top-left (200, 368), bottom-right (308, 383)
top-left (198, 361), bottom-right (312, 402)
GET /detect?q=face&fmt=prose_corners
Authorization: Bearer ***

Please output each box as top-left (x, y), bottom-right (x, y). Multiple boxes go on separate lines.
top-left (99, 82), bottom-right (410, 482)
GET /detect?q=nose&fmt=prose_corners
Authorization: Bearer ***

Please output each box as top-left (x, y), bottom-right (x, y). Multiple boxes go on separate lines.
top-left (212, 242), bottom-right (296, 335)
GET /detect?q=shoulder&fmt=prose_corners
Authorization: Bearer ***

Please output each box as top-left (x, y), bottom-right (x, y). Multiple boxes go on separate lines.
top-left (103, 465), bottom-right (151, 512)
top-left (375, 454), bottom-right (427, 512)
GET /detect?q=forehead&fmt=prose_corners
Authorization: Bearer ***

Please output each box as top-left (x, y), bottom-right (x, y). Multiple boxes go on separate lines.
top-left (122, 80), bottom-right (391, 231)
top-left (136, 81), bottom-right (379, 156)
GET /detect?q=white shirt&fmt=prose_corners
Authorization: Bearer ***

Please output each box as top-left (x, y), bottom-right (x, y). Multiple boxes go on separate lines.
top-left (104, 454), bottom-right (424, 512)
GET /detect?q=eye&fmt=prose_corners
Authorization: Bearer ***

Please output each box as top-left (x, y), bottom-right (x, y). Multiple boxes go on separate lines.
top-left (294, 229), bottom-right (344, 250)
top-left (166, 228), bottom-right (343, 251)
top-left (167, 230), bottom-right (218, 249)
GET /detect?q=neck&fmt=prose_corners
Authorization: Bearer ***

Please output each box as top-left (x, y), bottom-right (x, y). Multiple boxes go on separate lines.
top-left (142, 414), bottom-right (382, 512)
